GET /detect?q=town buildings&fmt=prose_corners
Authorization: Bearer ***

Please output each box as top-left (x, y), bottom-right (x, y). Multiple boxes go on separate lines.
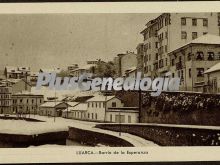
top-left (168, 34), bottom-right (220, 92)
top-left (39, 101), bottom-right (67, 117)
top-left (86, 95), bottom-right (124, 122)
top-left (114, 51), bottom-right (137, 77)
top-left (0, 85), bottom-right (12, 114)
top-left (12, 93), bottom-right (44, 114)
top-left (140, 13), bottom-right (220, 77)
top-left (4, 66), bottom-right (30, 80)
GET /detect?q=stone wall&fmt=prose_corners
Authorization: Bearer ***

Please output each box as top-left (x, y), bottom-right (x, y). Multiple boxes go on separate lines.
top-left (96, 124), bottom-right (220, 146)
top-left (68, 126), bottom-right (134, 147)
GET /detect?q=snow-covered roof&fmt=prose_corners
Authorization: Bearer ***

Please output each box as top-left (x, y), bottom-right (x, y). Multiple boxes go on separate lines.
top-left (169, 34), bottom-right (220, 54)
top-left (64, 103), bottom-right (88, 112)
top-left (66, 102), bottom-right (79, 107)
top-left (204, 62), bottom-right (220, 74)
top-left (86, 95), bottom-right (116, 102)
top-left (39, 68), bottom-right (61, 73)
top-left (40, 101), bottom-right (64, 108)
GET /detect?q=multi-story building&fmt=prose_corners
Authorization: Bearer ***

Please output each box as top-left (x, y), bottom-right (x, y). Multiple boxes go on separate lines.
top-left (0, 79), bottom-right (31, 94)
top-left (12, 93), bottom-right (44, 114)
top-left (4, 66), bottom-right (30, 80)
top-left (141, 13), bottom-right (220, 77)
top-left (136, 43), bottom-right (144, 76)
top-left (0, 85), bottom-right (12, 114)
top-left (114, 51), bottom-right (137, 77)
top-left (168, 34), bottom-right (220, 92)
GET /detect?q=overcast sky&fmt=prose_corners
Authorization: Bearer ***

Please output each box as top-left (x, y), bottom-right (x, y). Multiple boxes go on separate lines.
top-left (0, 13), bottom-right (159, 71)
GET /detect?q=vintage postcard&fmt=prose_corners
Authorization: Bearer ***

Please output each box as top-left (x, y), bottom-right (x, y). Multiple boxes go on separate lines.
top-left (0, 1), bottom-right (220, 164)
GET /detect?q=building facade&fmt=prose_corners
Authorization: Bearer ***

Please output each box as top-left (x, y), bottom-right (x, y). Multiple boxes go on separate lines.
top-left (106, 107), bottom-right (139, 123)
top-left (86, 95), bottom-right (124, 122)
top-left (114, 51), bottom-right (137, 77)
top-left (39, 102), bottom-right (67, 117)
top-left (204, 62), bottom-right (220, 93)
top-left (12, 93), bottom-right (44, 114)
top-left (168, 34), bottom-right (220, 92)
top-left (141, 13), bottom-right (220, 77)
top-left (0, 85), bottom-right (12, 114)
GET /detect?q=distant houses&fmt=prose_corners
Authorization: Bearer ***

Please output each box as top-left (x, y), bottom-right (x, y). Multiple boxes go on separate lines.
top-left (39, 102), bottom-right (68, 117)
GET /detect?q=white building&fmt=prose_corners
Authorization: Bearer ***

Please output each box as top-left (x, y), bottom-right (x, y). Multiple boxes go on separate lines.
top-left (63, 103), bottom-right (87, 120)
top-left (86, 95), bottom-right (124, 122)
top-left (141, 13), bottom-right (220, 77)
top-left (39, 101), bottom-right (68, 117)
top-left (204, 62), bottom-right (220, 93)
top-left (106, 107), bottom-right (139, 123)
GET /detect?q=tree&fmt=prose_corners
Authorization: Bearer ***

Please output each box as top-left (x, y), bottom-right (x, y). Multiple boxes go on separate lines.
top-left (93, 61), bottom-right (116, 78)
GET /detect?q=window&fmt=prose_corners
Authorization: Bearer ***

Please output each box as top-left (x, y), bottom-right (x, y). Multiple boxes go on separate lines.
top-left (88, 103), bottom-right (90, 108)
top-left (165, 45), bottom-right (168, 52)
top-left (92, 102), bottom-right (93, 107)
top-left (196, 51), bottom-right (204, 60)
top-left (165, 32), bottom-right (168, 39)
top-left (156, 53), bottom-right (158, 60)
top-left (32, 99), bottom-right (34, 104)
top-left (203, 19), bottom-right (208, 26)
top-left (187, 53), bottom-right (192, 61)
top-left (155, 42), bottom-right (158, 48)
top-left (171, 59), bottom-right (175, 66)
top-left (149, 54), bottom-right (151, 61)
top-left (181, 31), bottom-right (187, 39)
top-left (207, 52), bottom-right (215, 60)
top-left (92, 113), bottom-right (94, 119)
top-left (165, 58), bottom-right (168, 66)
top-left (197, 68), bottom-right (204, 77)
top-left (95, 113), bottom-right (97, 120)
top-left (110, 114), bottom-right (112, 122)
top-left (99, 102), bottom-right (101, 108)
top-left (128, 115), bottom-right (131, 123)
top-left (112, 102), bottom-right (116, 107)
top-left (189, 68), bottom-right (191, 78)
top-left (192, 32), bottom-right (198, 40)
top-left (172, 73), bottom-right (175, 78)
top-left (203, 32), bottom-right (208, 35)
top-left (192, 19), bottom-right (197, 26)
top-left (181, 18), bottom-right (186, 25)
top-left (88, 113), bottom-right (90, 118)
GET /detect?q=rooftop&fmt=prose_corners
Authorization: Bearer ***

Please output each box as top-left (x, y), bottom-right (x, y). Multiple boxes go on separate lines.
top-left (204, 62), bottom-right (220, 74)
top-left (40, 101), bottom-right (64, 108)
top-left (169, 34), bottom-right (220, 54)
top-left (86, 95), bottom-right (115, 102)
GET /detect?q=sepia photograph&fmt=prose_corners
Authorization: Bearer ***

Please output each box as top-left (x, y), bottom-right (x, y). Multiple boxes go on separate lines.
top-left (0, 3), bottom-right (220, 163)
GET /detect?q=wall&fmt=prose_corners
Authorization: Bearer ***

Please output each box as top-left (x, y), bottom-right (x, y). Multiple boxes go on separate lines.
top-left (106, 111), bottom-right (139, 123)
top-left (96, 124), bottom-right (220, 146)
top-left (68, 126), bottom-right (133, 147)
